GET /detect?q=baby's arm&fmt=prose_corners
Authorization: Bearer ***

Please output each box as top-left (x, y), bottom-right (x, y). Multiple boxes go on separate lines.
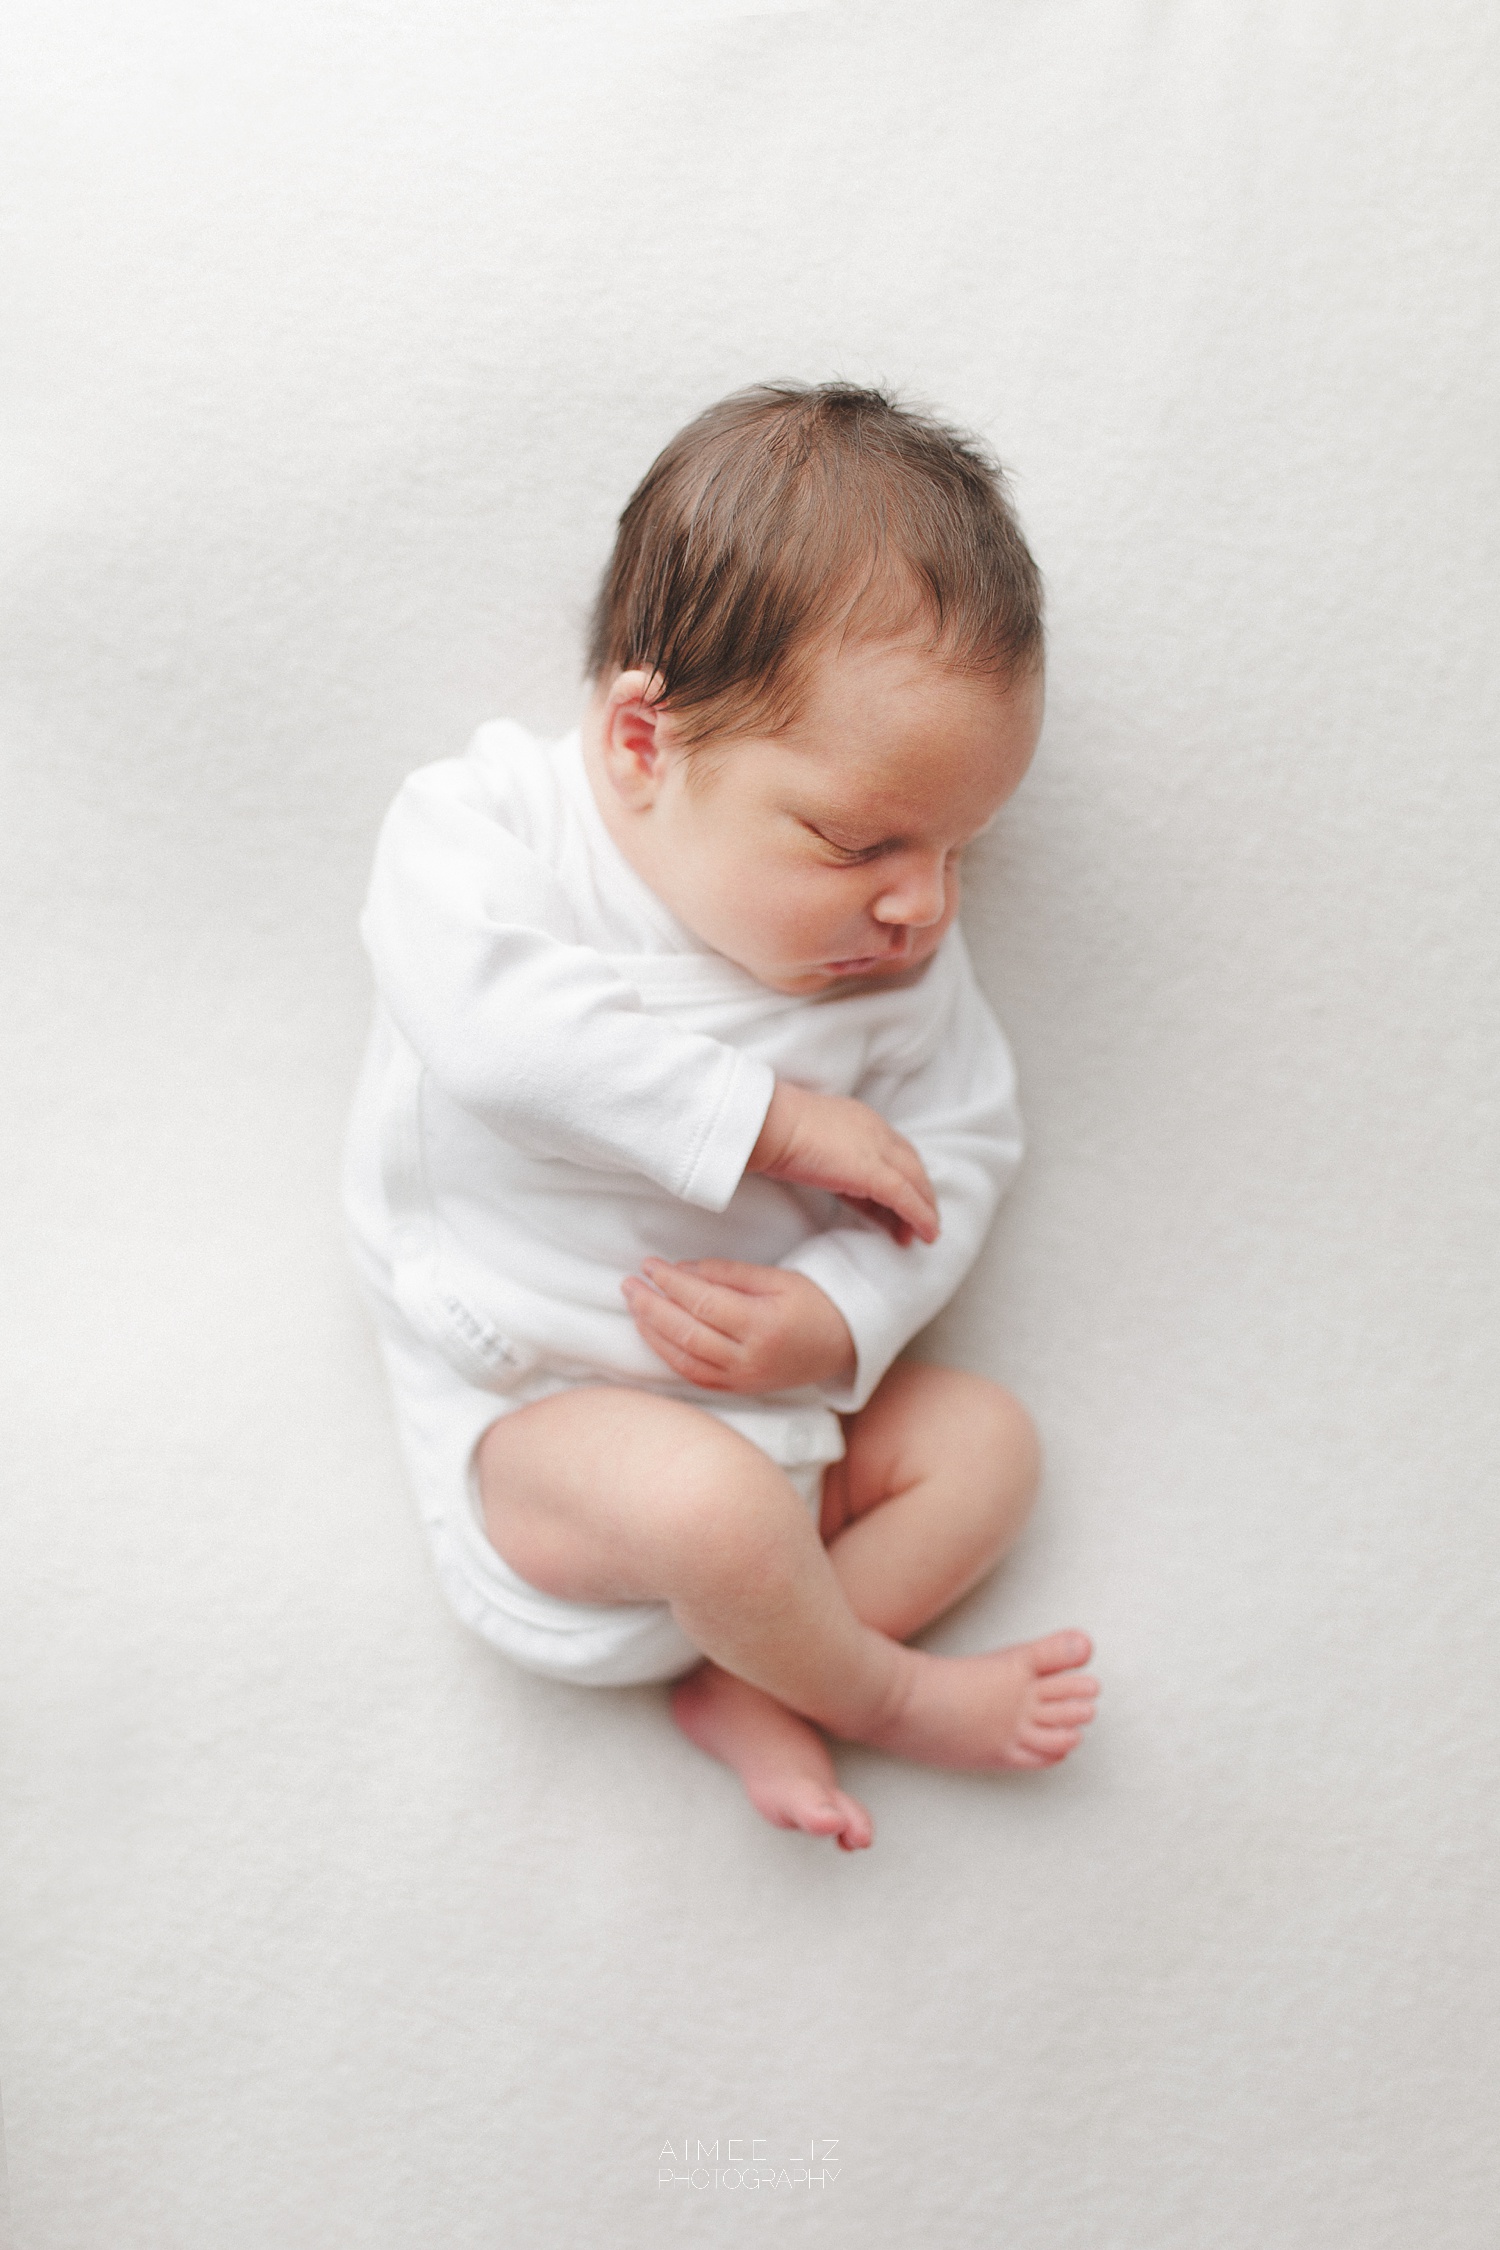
top-left (364, 748), bottom-right (771, 1210)
top-left (747, 1081), bottom-right (939, 1246)
top-left (622, 1081), bottom-right (943, 1389)
top-left (777, 945), bottom-right (1021, 1409)
top-left (625, 940), bottom-right (1021, 1404)
top-left (365, 743), bottom-right (938, 1238)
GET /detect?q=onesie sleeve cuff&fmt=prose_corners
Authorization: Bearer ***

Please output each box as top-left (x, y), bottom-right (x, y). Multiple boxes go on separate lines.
top-left (778, 1231), bottom-right (915, 1415)
top-left (676, 1051), bottom-right (778, 1213)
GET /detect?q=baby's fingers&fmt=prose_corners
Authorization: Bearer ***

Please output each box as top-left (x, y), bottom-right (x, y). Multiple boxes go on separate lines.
top-left (636, 1331), bottom-right (733, 1390)
top-left (882, 1135), bottom-right (941, 1229)
top-left (863, 1159), bottom-right (939, 1245)
top-left (839, 1195), bottom-right (915, 1245)
top-left (623, 1275), bottom-right (736, 1369)
top-left (621, 1282), bottom-right (737, 1390)
top-left (639, 1258), bottom-right (752, 1338)
top-left (671, 1258), bottom-right (784, 1295)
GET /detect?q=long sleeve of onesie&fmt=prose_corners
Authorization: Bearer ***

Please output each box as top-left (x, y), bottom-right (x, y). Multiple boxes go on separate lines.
top-left (362, 746), bottom-right (775, 1212)
top-left (779, 941), bottom-right (1022, 1414)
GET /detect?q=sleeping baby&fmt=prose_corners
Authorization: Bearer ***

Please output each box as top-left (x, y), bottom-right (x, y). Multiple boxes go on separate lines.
top-left (344, 381), bottom-right (1098, 1849)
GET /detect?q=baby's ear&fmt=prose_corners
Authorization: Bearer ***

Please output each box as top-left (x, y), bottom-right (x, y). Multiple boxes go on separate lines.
top-left (599, 670), bottom-right (671, 806)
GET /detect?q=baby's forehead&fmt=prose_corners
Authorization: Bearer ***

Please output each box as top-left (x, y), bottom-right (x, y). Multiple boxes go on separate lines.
top-left (740, 658), bottom-right (1039, 825)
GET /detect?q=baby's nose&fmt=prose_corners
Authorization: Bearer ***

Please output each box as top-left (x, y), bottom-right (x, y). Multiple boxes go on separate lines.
top-left (873, 854), bottom-right (948, 928)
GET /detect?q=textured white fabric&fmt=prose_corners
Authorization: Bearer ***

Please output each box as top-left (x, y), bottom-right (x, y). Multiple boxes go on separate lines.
top-left (346, 720), bottom-right (1023, 1418)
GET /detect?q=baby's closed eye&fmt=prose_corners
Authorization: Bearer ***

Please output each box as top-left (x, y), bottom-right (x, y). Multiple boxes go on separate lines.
top-left (802, 822), bottom-right (890, 864)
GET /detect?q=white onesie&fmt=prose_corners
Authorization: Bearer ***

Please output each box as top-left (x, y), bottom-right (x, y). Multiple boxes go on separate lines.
top-left (344, 721), bottom-right (1023, 1685)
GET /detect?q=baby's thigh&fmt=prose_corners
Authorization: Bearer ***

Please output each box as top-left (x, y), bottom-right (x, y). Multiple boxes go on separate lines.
top-left (822, 1361), bottom-right (1040, 1536)
top-left (477, 1386), bottom-right (791, 1606)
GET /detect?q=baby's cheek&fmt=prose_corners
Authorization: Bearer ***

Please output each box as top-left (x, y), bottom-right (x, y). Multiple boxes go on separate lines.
top-left (758, 883), bottom-right (848, 955)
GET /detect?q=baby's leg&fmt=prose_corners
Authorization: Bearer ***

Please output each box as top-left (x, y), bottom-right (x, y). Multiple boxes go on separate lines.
top-left (479, 1392), bottom-right (905, 1844)
top-left (820, 1360), bottom-right (1044, 1638)
top-left (477, 1389), bottom-right (909, 1742)
top-left (478, 1378), bottom-right (1096, 1833)
top-left (673, 1366), bottom-right (1097, 1838)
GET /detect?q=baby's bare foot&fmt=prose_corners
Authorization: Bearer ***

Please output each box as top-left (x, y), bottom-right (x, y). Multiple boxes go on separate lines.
top-left (671, 1663), bottom-right (874, 1851)
top-left (860, 1629), bottom-right (1099, 1771)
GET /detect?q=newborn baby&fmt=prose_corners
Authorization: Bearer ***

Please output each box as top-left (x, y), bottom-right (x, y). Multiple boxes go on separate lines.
top-left (344, 381), bottom-right (1098, 1849)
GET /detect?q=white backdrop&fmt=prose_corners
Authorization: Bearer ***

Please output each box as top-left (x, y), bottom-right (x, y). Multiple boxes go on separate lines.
top-left (3, 3), bottom-right (1497, 2243)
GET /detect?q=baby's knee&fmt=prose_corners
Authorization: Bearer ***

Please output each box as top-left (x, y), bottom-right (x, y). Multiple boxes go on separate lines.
top-left (974, 1377), bottom-right (1041, 1479)
top-left (909, 1365), bottom-right (1041, 1492)
top-left (656, 1422), bottom-right (814, 1591)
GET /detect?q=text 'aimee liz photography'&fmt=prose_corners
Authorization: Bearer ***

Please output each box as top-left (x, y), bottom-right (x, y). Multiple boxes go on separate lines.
top-left (658, 2137), bottom-right (842, 2191)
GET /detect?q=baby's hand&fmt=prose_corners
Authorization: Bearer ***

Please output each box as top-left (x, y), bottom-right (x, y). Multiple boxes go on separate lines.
top-left (747, 1081), bottom-right (940, 1247)
top-left (622, 1259), bottom-right (856, 1394)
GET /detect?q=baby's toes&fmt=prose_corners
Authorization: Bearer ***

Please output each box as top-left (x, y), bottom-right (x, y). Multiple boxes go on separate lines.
top-left (807, 1788), bottom-right (873, 1850)
top-left (788, 1789), bottom-right (844, 1834)
top-left (1035, 1694), bottom-right (1097, 1728)
top-left (1029, 1630), bottom-right (1094, 1677)
top-left (832, 1792), bottom-right (875, 1851)
top-left (781, 1781), bottom-right (873, 1849)
top-left (1003, 1745), bottom-right (1051, 1770)
top-left (1017, 1719), bottom-right (1084, 1763)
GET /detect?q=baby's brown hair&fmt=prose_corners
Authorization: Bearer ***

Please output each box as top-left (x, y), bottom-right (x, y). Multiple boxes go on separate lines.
top-left (587, 382), bottom-right (1043, 747)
